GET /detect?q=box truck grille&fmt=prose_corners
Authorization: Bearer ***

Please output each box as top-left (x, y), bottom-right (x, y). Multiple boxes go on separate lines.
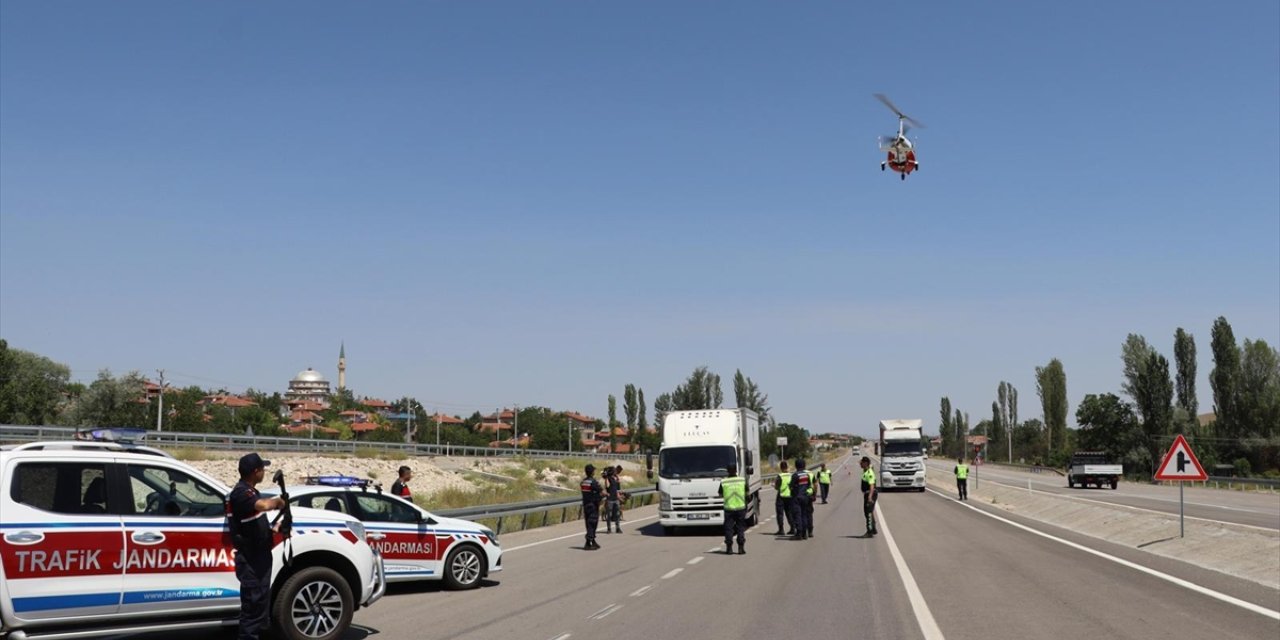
top-left (672, 496), bottom-right (723, 510)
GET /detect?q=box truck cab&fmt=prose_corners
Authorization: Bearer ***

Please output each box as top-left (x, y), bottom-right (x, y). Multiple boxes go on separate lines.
top-left (878, 419), bottom-right (927, 491)
top-left (652, 409), bottom-right (761, 535)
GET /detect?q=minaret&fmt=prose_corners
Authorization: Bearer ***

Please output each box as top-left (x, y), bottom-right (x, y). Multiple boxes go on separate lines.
top-left (338, 342), bottom-right (346, 391)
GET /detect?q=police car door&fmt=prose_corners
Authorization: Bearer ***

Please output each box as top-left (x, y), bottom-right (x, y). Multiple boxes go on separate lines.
top-left (118, 460), bottom-right (240, 615)
top-left (1, 457), bottom-right (125, 623)
top-left (353, 493), bottom-right (437, 580)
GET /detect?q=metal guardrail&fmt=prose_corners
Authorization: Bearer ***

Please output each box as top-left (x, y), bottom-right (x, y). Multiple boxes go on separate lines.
top-left (0, 425), bottom-right (646, 462)
top-left (1160, 476), bottom-right (1280, 491)
top-left (985, 461), bottom-right (1066, 476)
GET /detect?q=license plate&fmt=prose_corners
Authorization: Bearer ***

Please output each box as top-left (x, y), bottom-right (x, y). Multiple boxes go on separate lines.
top-left (686, 513), bottom-right (710, 520)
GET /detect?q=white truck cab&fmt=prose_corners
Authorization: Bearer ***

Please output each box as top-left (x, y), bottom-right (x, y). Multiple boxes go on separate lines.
top-left (0, 438), bottom-right (385, 640)
top-left (878, 419), bottom-right (927, 491)
top-left (653, 409), bottom-right (761, 534)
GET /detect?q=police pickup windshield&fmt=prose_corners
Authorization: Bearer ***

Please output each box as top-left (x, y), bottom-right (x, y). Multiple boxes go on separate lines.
top-left (659, 445), bottom-right (735, 479)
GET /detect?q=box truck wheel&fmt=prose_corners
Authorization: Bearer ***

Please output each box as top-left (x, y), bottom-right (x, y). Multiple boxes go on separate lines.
top-left (745, 495), bottom-right (758, 527)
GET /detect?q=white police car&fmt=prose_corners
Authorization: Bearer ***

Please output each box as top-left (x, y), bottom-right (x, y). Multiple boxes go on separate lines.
top-left (0, 432), bottom-right (385, 640)
top-left (282, 476), bottom-right (502, 589)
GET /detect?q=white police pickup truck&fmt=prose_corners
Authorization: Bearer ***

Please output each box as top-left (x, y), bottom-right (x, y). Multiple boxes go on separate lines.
top-left (0, 438), bottom-right (386, 640)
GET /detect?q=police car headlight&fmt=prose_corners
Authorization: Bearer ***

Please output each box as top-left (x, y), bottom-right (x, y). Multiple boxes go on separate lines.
top-left (481, 528), bottom-right (499, 546)
top-left (345, 520), bottom-right (367, 542)
top-left (659, 491), bottom-right (671, 510)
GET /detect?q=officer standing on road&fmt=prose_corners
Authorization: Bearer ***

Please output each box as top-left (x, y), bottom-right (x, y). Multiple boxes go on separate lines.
top-left (229, 453), bottom-right (287, 640)
top-left (719, 463), bottom-right (748, 554)
top-left (817, 463), bottom-right (832, 504)
top-left (580, 464), bottom-right (603, 549)
top-left (390, 465), bottom-right (412, 499)
top-left (774, 460), bottom-right (793, 536)
top-left (954, 457), bottom-right (969, 501)
top-left (604, 466), bottom-right (623, 534)
top-left (860, 456), bottom-right (878, 536)
top-left (789, 459), bottom-right (814, 540)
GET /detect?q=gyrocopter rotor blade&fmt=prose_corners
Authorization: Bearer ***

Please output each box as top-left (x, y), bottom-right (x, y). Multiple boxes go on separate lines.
top-left (874, 93), bottom-right (926, 130)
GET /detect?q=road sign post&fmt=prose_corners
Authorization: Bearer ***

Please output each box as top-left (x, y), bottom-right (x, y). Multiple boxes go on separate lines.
top-left (1153, 434), bottom-right (1208, 538)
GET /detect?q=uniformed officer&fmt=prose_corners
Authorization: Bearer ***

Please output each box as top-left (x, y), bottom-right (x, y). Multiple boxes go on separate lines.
top-left (229, 453), bottom-right (287, 640)
top-left (860, 456), bottom-right (878, 536)
top-left (604, 467), bottom-right (623, 533)
top-left (719, 463), bottom-right (747, 555)
top-left (774, 460), bottom-right (793, 536)
top-left (580, 464), bottom-right (603, 549)
top-left (954, 457), bottom-right (969, 501)
top-left (817, 463), bottom-right (832, 504)
top-left (789, 459), bottom-right (814, 540)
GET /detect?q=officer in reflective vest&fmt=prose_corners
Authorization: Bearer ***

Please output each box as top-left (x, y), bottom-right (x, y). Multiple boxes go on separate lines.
top-left (580, 464), bottom-right (604, 550)
top-left (789, 459), bottom-right (814, 540)
top-left (719, 464), bottom-right (747, 555)
top-left (774, 460), bottom-right (793, 536)
top-left (817, 463), bottom-right (832, 504)
top-left (860, 456), bottom-right (878, 536)
top-left (954, 458), bottom-right (969, 501)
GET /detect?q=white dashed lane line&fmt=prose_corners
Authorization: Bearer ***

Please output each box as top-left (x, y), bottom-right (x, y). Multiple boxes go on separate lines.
top-left (688, 556), bottom-right (704, 565)
top-left (630, 585), bottom-right (653, 597)
top-left (588, 603), bottom-right (624, 620)
top-left (661, 568), bottom-right (683, 579)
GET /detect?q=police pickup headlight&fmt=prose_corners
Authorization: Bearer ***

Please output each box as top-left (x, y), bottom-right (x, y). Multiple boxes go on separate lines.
top-left (345, 520), bottom-right (367, 543)
top-left (481, 527), bottom-right (499, 546)
top-left (659, 491), bottom-right (671, 510)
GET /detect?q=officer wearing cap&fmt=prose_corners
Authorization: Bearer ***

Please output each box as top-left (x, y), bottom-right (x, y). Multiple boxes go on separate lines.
top-left (860, 456), bottom-right (878, 537)
top-left (229, 453), bottom-right (287, 640)
top-left (789, 459), bottom-right (814, 540)
top-left (580, 464), bottom-right (603, 550)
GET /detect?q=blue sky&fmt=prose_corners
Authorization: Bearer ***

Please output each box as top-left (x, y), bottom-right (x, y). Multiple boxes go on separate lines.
top-left (2, 1), bottom-right (1277, 437)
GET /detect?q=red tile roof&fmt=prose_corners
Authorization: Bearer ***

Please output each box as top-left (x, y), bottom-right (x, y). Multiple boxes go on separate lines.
top-left (200, 394), bottom-right (257, 408)
top-left (350, 422), bottom-right (381, 433)
top-left (290, 410), bottom-right (322, 423)
top-left (286, 400), bottom-right (328, 411)
top-left (339, 410), bottom-right (365, 417)
top-left (476, 422), bottom-right (509, 434)
top-left (360, 398), bottom-right (392, 409)
top-left (431, 413), bottom-right (465, 425)
top-left (565, 412), bottom-right (598, 425)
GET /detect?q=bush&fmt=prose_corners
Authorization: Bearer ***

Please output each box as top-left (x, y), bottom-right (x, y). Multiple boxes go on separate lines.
top-left (171, 446), bottom-right (209, 461)
top-left (354, 448), bottom-right (379, 459)
top-left (1233, 457), bottom-right (1253, 478)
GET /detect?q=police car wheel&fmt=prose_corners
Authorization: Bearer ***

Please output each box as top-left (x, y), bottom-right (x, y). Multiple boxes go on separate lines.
top-left (272, 566), bottom-right (354, 640)
top-left (443, 544), bottom-right (485, 590)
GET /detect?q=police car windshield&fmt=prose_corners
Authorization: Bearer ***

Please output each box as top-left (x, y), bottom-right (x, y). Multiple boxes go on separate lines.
top-left (659, 446), bottom-right (735, 479)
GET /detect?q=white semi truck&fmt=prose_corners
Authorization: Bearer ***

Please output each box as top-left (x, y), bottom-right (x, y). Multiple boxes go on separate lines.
top-left (878, 419), bottom-right (927, 491)
top-left (651, 409), bottom-right (762, 535)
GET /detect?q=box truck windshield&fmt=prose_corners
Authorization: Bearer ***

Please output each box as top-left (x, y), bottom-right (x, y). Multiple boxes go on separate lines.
top-left (883, 441), bottom-right (923, 458)
top-left (659, 445), bottom-right (735, 479)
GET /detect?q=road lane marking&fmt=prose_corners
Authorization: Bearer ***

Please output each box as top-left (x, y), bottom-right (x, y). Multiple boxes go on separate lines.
top-left (688, 556), bottom-right (704, 565)
top-left (708, 546), bottom-right (722, 552)
top-left (876, 502), bottom-right (946, 640)
top-left (589, 603), bottom-right (623, 620)
top-left (549, 634), bottom-right (571, 640)
top-left (661, 568), bottom-right (683, 579)
top-left (983, 479), bottom-right (1278, 532)
top-left (504, 514), bottom-right (659, 552)
top-left (630, 585), bottom-right (652, 597)
top-left (929, 488), bottom-right (1280, 621)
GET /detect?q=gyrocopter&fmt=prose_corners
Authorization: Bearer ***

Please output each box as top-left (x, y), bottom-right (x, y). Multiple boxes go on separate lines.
top-left (875, 94), bottom-right (924, 181)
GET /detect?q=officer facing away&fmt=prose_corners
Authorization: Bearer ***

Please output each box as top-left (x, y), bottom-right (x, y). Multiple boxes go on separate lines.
top-left (774, 460), bottom-right (793, 536)
top-left (604, 466), bottom-right (623, 534)
top-left (229, 453), bottom-right (287, 640)
top-left (580, 464), bottom-right (604, 549)
top-left (719, 463), bottom-right (747, 554)
top-left (390, 465), bottom-right (412, 499)
top-left (789, 459), bottom-right (815, 540)
top-left (860, 456), bottom-right (878, 537)
top-left (954, 458), bottom-right (969, 501)
top-left (817, 463), bottom-right (832, 504)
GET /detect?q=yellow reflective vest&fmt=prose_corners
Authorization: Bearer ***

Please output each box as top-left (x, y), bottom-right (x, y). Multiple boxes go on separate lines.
top-left (778, 473), bottom-right (792, 498)
top-left (955, 464), bottom-right (969, 480)
top-left (721, 476), bottom-right (747, 511)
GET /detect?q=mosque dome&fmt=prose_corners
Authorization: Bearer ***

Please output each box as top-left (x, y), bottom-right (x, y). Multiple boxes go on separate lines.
top-left (293, 368), bottom-right (328, 383)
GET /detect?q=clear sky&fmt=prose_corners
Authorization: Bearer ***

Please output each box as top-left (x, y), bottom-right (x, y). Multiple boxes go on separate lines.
top-left (2, 1), bottom-right (1277, 437)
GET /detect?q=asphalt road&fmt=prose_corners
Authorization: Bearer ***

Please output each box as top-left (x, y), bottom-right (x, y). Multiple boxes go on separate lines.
top-left (925, 459), bottom-right (1280, 530)
top-left (113, 454), bottom-right (1280, 640)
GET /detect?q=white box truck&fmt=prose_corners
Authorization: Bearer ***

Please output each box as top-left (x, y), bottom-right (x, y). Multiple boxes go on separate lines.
top-left (651, 409), bottom-right (762, 535)
top-left (879, 419), bottom-right (927, 491)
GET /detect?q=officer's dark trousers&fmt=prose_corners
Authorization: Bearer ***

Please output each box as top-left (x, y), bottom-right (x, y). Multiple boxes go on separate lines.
top-left (820, 483), bottom-right (830, 502)
top-left (606, 499), bottom-right (621, 526)
top-left (802, 496), bottom-right (814, 534)
top-left (957, 479), bottom-right (968, 500)
top-left (235, 551), bottom-right (272, 640)
top-left (775, 496), bottom-right (792, 532)
top-left (583, 501), bottom-right (599, 543)
top-left (863, 494), bottom-right (878, 534)
top-left (723, 509), bottom-right (746, 547)
top-left (790, 497), bottom-right (812, 536)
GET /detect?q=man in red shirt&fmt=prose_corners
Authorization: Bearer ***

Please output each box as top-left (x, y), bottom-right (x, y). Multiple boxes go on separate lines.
top-left (391, 465), bottom-right (412, 499)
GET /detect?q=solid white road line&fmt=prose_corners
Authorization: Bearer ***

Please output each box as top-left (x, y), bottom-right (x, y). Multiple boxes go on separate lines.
top-left (661, 568), bottom-right (683, 579)
top-left (929, 488), bottom-right (1280, 621)
top-left (876, 502), bottom-right (946, 640)
top-left (630, 585), bottom-right (653, 597)
top-left (983, 479), bottom-right (1278, 532)
top-left (504, 514), bottom-right (659, 552)
top-left (688, 556), bottom-right (704, 565)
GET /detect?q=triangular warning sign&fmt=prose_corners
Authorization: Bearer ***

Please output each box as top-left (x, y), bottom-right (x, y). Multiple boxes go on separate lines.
top-left (1154, 434), bottom-right (1208, 481)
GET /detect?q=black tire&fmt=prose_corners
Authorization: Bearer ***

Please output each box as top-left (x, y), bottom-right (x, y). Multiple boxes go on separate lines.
top-left (1067, 477), bottom-right (1073, 488)
top-left (272, 566), bottom-right (353, 640)
top-left (442, 544), bottom-right (485, 590)
top-left (1111, 479), bottom-right (1118, 490)
top-left (745, 495), bottom-right (758, 527)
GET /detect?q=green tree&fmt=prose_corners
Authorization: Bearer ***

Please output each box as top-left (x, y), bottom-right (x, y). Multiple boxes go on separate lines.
top-left (637, 387), bottom-right (648, 431)
top-left (653, 393), bottom-right (673, 441)
top-left (0, 341), bottom-right (71, 425)
top-left (166, 386), bottom-right (208, 433)
top-left (938, 397), bottom-right (953, 459)
top-left (1076, 393), bottom-right (1146, 474)
top-left (989, 400), bottom-right (1005, 463)
top-left (762, 422), bottom-right (812, 462)
top-left (62, 370), bottom-right (150, 428)
top-left (954, 409), bottom-right (968, 460)
top-left (997, 381), bottom-right (1018, 463)
top-left (671, 366), bottom-right (722, 410)
top-left (1121, 334), bottom-right (1156, 405)
top-left (607, 394), bottom-right (618, 451)
top-left (1035, 359), bottom-right (1069, 457)
top-left (623, 384), bottom-right (638, 447)
top-left (1237, 339), bottom-right (1280, 472)
top-left (1210, 317), bottom-right (1241, 443)
top-left (1174, 328), bottom-right (1198, 429)
top-left (732, 369), bottom-right (771, 424)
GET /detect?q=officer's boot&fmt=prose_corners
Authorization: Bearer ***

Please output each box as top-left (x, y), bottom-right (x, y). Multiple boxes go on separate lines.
top-left (737, 542), bottom-right (745, 555)
top-left (725, 541), bottom-right (733, 554)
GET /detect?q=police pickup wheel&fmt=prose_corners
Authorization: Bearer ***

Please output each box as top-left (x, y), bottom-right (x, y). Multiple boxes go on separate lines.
top-left (273, 566), bottom-right (355, 640)
top-left (443, 544), bottom-right (485, 590)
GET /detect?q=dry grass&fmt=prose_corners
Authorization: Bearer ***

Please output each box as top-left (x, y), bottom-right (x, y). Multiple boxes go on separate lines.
top-left (171, 447), bottom-right (212, 462)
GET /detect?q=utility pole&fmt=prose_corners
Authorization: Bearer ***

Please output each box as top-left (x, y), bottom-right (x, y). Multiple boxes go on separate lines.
top-left (435, 409), bottom-right (441, 447)
top-left (567, 417), bottom-right (572, 452)
top-left (406, 398), bottom-right (414, 444)
top-left (513, 404), bottom-right (519, 448)
top-left (155, 370), bottom-right (166, 432)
